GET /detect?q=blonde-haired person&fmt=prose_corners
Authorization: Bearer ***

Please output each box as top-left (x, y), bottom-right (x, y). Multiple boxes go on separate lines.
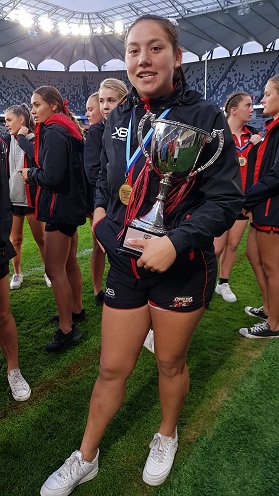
top-left (84, 80), bottom-right (128, 305)
top-left (214, 91), bottom-right (262, 302)
top-left (2, 104), bottom-right (50, 289)
top-left (21, 86), bottom-right (87, 352)
top-left (240, 75), bottom-right (279, 338)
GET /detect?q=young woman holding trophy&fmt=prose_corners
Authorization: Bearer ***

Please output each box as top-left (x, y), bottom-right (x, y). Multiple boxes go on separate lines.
top-left (40, 15), bottom-right (243, 496)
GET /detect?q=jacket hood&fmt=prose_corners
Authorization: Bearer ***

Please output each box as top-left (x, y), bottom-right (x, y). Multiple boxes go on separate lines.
top-left (124, 81), bottom-right (202, 112)
top-left (44, 114), bottom-right (83, 141)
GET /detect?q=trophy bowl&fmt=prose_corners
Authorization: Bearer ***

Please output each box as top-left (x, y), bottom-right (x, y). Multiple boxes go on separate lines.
top-left (118, 113), bottom-right (224, 257)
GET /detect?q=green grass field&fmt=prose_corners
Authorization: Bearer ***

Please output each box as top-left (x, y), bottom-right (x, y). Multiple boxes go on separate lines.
top-left (0, 221), bottom-right (278, 496)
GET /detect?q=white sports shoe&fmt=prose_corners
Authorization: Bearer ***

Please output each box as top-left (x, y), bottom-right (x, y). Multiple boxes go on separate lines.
top-left (143, 329), bottom-right (155, 354)
top-left (215, 282), bottom-right (237, 303)
top-left (44, 273), bottom-right (52, 288)
top-left (40, 450), bottom-right (99, 496)
top-left (10, 273), bottom-right (23, 290)
top-left (143, 429), bottom-right (178, 486)
top-left (8, 368), bottom-right (31, 401)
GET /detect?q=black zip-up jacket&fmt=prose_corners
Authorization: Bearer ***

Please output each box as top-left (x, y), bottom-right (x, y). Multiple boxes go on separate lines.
top-left (27, 123), bottom-right (87, 225)
top-left (95, 83), bottom-right (244, 260)
top-left (244, 117), bottom-right (279, 227)
top-left (84, 121), bottom-right (105, 213)
top-left (0, 146), bottom-right (16, 266)
top-left (1, 133), bottom-right (37, 207)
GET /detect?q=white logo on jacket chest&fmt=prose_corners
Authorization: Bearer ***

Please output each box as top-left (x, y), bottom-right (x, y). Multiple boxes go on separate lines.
top-left (112, 127), bottom-right (128, 141)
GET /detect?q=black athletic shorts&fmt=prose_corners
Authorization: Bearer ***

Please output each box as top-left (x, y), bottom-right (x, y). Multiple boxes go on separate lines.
top-left (0, 262), bottom-right (9, 280)
top-left (45, 223), bottom-right (77, 237)
top-left (12, 205), bottom-right (35, 216)
top-left (104, 247), bottom-right (217, 313)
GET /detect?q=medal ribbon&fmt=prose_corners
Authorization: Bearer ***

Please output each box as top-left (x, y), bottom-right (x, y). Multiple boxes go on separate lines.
top-left (125, 107), bottom-right (172, 184)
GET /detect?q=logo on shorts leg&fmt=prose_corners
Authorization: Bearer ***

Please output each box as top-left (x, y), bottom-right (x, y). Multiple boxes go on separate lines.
top-left (170, 296), bottom-right (193, 308)
top-left (105, 287), bottom-right (116, 298)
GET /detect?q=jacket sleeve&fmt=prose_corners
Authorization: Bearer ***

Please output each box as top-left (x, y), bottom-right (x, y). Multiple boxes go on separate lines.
top-left (27, 129), bottom-right (69, 190)
top-left (167, 113), bottom-right (244, 256)
top-left (244, 145), bottom-right (279, 209)
top-left (17, 135), bottom-right (34, 161)
top-left (94, 127), bottom-right (110, 210)
top-left (84, 125), bottom-right (103, 185)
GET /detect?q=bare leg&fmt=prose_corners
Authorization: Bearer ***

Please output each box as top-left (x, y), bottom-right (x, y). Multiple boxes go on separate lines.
top-left (219, 220), bottom-right (248, 279)
top-left (151, 306), bottom-right (204, 437)
top-left (256, 231), bottom-right (279, 330)
top-left (246, 226), bottom-right (268, 313)
top-left (92, 236), bottom-right (106, 297)
top-left (214, 230), bottom-right (228, 260)
top-left (10, 215), bottom-right (24, 275)
top-left (0, 274), bottom-right (19, 372)
top-left (65, 232), bottom-right (83, 314)
top-left (80, 304), bottom-right (151, 461)
top-left (44, 231), bottom-right (72, 333)
top-left (26, 214), bottom-right (45, 263)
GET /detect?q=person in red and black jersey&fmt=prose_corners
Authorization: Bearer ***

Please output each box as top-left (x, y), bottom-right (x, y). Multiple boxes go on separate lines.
top-left (214, 92), bottom-right (262, 303)
top-left (21, 86), bottom-right (87, 351)
top-left (240, 75), bottom-right (279, 338)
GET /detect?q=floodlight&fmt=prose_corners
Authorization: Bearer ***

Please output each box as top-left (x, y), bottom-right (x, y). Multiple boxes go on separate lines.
top-left (38, 16), bottom-right (53, 32)
top-left (18, 9), bottom-right (33, 28)
top-left (114, 20), bottom-right (124, 34)
top-left (80, 24), bottom-right (90, 37)
top-left (96, 25), bottom-right (103, 34)
top-left (104, 25), bottom-right (112, 34)
top-left (58, 21), bottom-right (69, 36)
top-left (70, 23), bottom-right (80, 36)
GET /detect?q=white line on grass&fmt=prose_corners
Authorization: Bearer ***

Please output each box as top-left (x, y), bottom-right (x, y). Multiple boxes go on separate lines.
top-left (22, 248), bottom-right (93, 276)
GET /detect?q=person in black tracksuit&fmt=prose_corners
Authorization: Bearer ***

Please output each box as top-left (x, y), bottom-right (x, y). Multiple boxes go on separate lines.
top-left (84, 79), bottom-right (128, 306)
top-left (21, 86), bottom-right (87, 352)
top-left (40, 16), bottom-right (243, 496)
top-left (240, 75), bottom-right (279, 339)
top-left (0, 144), bottom-right (31, 401)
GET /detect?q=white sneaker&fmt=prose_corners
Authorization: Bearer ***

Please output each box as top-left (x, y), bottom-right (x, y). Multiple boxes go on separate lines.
top-left (143, 329), bottom-right (155, 354)
top-left (143, 429), bottom-right (178, 486)
top-left (44, 273), bottom-right (52, 288)
top-left (40, 450), bottom-right (99, 496)
top-left (8, 368), bottom-right (31, 401)
top-left (215, 282), bottom-right (237, 303)
top-left (10, 273), bottom-right (23, 290)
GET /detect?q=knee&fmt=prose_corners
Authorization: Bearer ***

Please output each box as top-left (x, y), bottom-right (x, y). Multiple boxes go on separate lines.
top-left (0, 308), bottom-right (12, 327)
top-left (98, 361), bottom-right (132, 383)
top-left (156, 357), bottom-right (186, 379)
top-left (227, 240), bottom-right (239, 252)
top-left (10, 235), bottom-right (23, 249)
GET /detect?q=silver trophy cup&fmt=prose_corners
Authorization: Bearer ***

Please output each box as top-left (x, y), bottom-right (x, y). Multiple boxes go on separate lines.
top-left (119, 111), bottom-right (224, 257)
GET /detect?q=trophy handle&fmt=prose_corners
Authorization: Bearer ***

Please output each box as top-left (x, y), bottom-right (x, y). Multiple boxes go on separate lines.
top-left (188, 129), bottom-right (224, 179)
top-left (137, 111), bottom-right (156, 161)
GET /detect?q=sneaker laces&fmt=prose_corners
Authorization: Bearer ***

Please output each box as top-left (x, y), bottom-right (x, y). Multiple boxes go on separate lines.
top-left (8, 370), bottom-right (28, 393)
top-left (58, 452), bottom-right (84, 481)
top-left (251, 321), bottom-right (270, 334)
top-left (149, 434), bottom-right (172, 464)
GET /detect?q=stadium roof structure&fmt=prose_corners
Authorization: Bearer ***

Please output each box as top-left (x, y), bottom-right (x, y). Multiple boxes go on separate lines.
top-left (0, 0), bottom-right (279, 70)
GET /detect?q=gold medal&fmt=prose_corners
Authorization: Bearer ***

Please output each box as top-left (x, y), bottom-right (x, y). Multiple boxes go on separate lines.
top-left (239, 156), bottom-right (247, 167)
top-left (119, 182), bottom-right (133, 205)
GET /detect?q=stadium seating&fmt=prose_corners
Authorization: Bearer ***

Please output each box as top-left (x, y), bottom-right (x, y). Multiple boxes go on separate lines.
top-left (1, 51), bottom-right (279, 133)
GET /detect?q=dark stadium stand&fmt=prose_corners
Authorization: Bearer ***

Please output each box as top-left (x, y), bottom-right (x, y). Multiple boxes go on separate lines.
top-left (1, 50), bottom-right (279, 134)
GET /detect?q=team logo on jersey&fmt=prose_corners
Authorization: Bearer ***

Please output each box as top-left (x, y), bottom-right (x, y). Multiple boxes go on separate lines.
top-left (112, 126), bottom-right (128, 141)
top-left (105, 287), bottom-right (116, 298)
top-left (170, 296), bottom-right (193, 308)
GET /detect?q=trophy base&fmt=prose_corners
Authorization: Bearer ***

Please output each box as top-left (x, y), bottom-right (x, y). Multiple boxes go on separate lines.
top-left (118, 224), bottom-right (164, 258)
